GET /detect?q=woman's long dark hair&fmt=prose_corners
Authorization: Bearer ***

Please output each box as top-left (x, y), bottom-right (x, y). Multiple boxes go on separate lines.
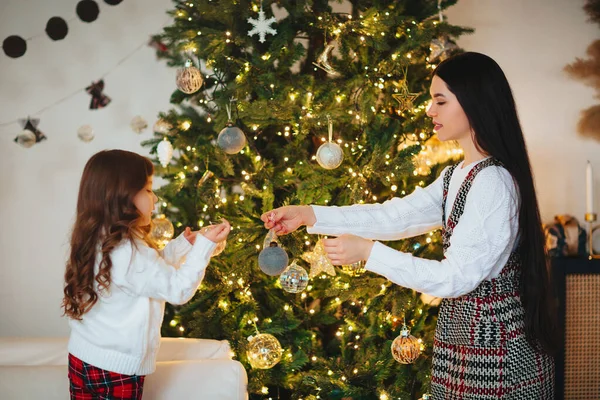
top-left (434, 52), bottom-right (558, 355)
top-left (62, 150), bottom-right (154, 320)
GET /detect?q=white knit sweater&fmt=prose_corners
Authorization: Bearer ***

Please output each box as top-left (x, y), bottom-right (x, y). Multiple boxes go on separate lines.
top-left (307, 160), bottom-right (519, 298)
top-left (68, 233), bottom-right (216, 375)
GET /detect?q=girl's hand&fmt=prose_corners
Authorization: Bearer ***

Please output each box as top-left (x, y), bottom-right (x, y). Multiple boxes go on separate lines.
top-left (199, 220), bottom-right (231, 243)
top-left (260, 206), bottom-right (316, 235)
top-left (183, 227), bottom-right (197, 244)
top-left (322, 234), bottom-right (374, 265)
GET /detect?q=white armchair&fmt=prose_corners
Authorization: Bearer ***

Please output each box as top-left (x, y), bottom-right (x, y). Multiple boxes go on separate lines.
top-left (0, 337), bottom-right (248, 400)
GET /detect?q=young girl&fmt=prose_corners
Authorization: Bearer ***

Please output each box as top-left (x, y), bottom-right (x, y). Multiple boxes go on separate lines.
top-left (62, 149), bottom-right (230, 400)
top-left (262, 52), bottom-right (557, 399)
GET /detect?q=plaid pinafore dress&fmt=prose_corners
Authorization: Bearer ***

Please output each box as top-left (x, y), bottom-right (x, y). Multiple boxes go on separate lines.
top-left (431, 159), bottom-right (554, 399)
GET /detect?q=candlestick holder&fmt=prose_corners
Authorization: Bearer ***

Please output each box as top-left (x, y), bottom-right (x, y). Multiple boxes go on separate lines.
top-left (584, 213), bottom-right (600, 260)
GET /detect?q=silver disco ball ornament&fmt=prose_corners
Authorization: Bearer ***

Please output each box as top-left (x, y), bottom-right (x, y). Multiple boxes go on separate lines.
top-left (279, 261), bottom-right (309, 293)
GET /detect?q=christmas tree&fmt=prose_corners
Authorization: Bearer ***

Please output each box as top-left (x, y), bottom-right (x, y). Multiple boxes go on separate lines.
top-left (144, 0), bottom-right (471, 398)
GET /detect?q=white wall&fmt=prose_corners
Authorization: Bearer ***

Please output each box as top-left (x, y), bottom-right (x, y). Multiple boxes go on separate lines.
top-left (446, 0), bottom-right (600, 220)
top-left (0, 0), bottom-right (175, 337)
top-left (0, 0), bottom-right (598, 337)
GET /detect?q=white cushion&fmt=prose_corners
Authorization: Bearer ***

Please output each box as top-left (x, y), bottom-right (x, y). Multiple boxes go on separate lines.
top-left (0, 337), bottom-right (233, 366)
top-left (0, 337), bottom-right (248, 400)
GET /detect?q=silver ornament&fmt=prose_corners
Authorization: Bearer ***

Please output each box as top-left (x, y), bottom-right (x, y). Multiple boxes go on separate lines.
top-left (258, 241), bottom-right (289, 276)
top-left (157, 138), bottom-right (174, 167)
top-left (77, 125), bottom-right (95, 143)
top-left (217, 123), bottom-right (246, 154)
top-left (279, 261), bottom-right (309, 293)
top-left (316, 141), bottom-right (343, 169)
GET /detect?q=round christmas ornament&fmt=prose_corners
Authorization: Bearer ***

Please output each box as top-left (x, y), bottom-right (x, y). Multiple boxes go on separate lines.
top-left (246, 333), bottom-right (283, 369)
top-left (391, 324), bottom-right (421, 364)
top-left (150, 214), bottom-right (174, 249)
top-left (153, 118), bottom-right (173, 135)
top-left (217, 122), bottom-right (246, 154)
top-left (130, 115), bottom-right (148, 134)
top-left (316, 116), bottom-right (343, 169)
top-left (76, 0), bottom-right (100, 23)
top-left (258, 241), bottom-right (289, 276)
top-left (45, 17), bottom-right (68, 41)
top-left (77, 125), bottom-right (95, 143)
top-left (176, 60), bottom-right (203, 94)
top-left (341, 260), bottom-right (366, 277)
top-left (157, 138), bottom-right (174, 167)
top-left (3, 36), bottom-right (27, 58)
top-left (14, 130), bottom-right (36, 148)
top-left (279, 260), bottom-right (309, 293)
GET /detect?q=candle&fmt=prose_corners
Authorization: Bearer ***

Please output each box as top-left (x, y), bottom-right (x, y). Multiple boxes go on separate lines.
top-left (586, 161), bottom-right (594, 214)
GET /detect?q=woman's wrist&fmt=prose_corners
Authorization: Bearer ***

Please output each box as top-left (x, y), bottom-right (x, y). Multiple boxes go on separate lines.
top-left (302, 205), bottom-right (316, 227)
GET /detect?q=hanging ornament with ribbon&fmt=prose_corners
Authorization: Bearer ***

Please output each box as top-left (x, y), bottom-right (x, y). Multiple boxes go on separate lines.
top-left (392, 68), bottom-right (419, 112)
top-left (258, 229), bottom-right (289, 276)
top-left (428, 0), bottom-right (457, 63)
top-left (312, 40), bottom-right (341, 77)
top-left (85, 80), bottom-right (111, 109)
top-left (14, 117), bottom-right (47, 148)
top-left (217, 100), bottom-right (246, 154)
top-left (315, 115), bottom-right (344, 169)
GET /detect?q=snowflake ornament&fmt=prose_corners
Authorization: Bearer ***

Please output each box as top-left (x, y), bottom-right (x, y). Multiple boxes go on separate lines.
top-left (247, 6), bottom-right (277, 43)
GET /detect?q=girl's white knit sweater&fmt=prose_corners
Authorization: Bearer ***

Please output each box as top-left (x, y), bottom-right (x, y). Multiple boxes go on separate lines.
top-left (68, 233), bottom-right (216, 375)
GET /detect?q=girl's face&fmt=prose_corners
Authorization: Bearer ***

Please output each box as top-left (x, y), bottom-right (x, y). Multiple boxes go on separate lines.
top-left (133, 176), bottom-right (158, 226)
top-left (427, 75), bottom-right (472, 142)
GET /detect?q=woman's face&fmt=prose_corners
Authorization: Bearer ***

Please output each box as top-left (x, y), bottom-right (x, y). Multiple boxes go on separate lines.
top-left (426, 75), bottom-right (472, 142)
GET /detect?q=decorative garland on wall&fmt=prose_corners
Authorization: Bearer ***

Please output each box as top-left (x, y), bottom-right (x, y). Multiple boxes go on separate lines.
top-left (1, 0), bottom-right (123, 58)
top-left (0, 1), bottom-right (175, 148)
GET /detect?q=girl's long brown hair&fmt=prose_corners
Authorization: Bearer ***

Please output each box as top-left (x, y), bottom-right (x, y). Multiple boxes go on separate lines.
top-left (62, 150), bottom-right (154, 320)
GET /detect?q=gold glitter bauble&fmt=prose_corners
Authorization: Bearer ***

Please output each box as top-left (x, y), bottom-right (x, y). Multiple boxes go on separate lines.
top-left (247, 333), bottom-right (283, 369)
top-left (391, 325), bottom-right (421, 364)
top-left (150, 214), bottom-right (174, 249)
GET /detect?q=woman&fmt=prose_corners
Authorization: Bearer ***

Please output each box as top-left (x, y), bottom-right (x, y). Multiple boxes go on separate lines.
top-left (262, 52), bottom-right (557, 399)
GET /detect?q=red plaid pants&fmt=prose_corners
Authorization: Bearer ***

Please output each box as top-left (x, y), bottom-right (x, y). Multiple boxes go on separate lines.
top-left (68, 354), bottom-right (145, 400)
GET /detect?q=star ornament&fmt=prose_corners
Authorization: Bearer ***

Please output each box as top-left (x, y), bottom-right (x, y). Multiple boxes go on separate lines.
top-left (429, 36), bottom-right (458, 62)
top-left (392, 80), bottom-right (418, 111)
top-left (247, 7), bottom-right (277, 43)
top-left (302, 239), bottom-right (336, 278)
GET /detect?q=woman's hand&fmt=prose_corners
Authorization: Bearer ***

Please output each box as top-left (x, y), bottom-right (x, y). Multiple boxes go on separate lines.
top-left (322, 234), bottom-right (374, 265)
top-left (260, 205), bottom-right (316, 235)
